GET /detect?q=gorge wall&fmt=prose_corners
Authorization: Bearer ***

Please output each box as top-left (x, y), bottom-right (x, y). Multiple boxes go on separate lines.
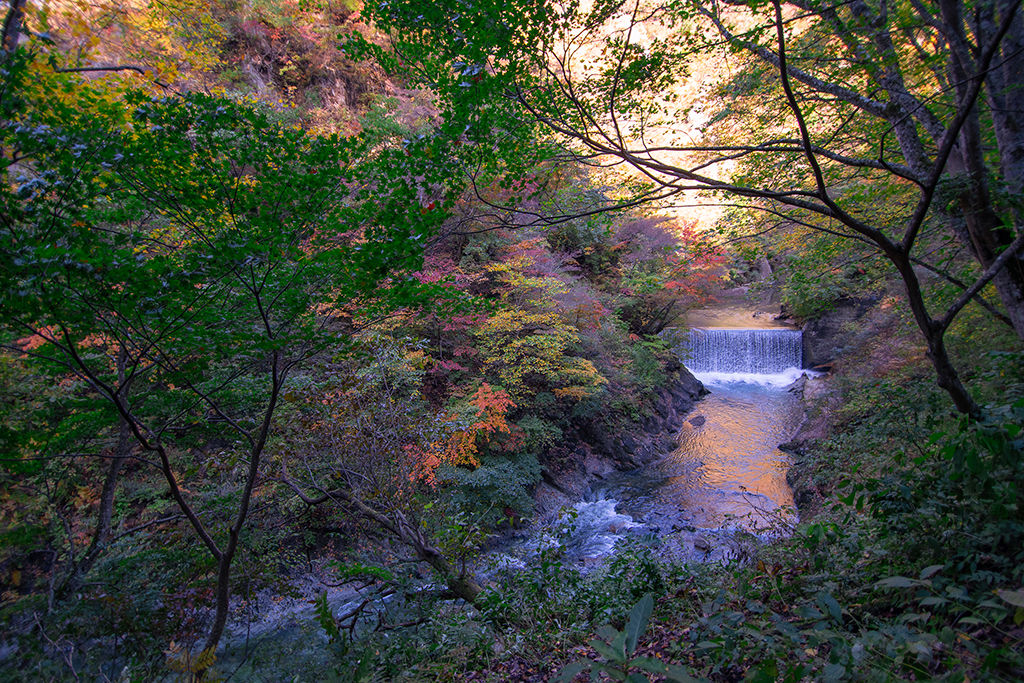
top-left (535, 358), bottom-right (708, 513)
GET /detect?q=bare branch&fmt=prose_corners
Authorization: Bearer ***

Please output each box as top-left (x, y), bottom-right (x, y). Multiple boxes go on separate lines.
top-left (941, 232), bottom-right (1024, 330)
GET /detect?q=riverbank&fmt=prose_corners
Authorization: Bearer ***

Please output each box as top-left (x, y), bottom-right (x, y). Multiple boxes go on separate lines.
top-left (533, 358), bottom-right (708, 516)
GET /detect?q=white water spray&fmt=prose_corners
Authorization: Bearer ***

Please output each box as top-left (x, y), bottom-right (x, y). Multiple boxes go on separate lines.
top-left (680, 328), bottom-right (806, 386)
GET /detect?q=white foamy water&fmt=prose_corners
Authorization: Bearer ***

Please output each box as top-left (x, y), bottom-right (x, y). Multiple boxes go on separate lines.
top-left (559, 498), bottom-right (642, 559)
top-left (692, 367), bottom-right (810, 388)
top-left (486, 496), bottom-right (642, 577)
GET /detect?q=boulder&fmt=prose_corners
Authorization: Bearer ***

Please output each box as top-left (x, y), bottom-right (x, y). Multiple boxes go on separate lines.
top-left (802, 297), bottom-right (877, 368)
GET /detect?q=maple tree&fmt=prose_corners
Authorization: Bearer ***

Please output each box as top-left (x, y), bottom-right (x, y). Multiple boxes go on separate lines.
top-left (410, 382), bottom-right (520, 485)
top-left (616, 218), bottom-right (725, 335)
top-left (0, 67), bottom-right (458, 671)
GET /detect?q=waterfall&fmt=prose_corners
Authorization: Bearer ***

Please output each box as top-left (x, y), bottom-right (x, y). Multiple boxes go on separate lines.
top-left (679, 328), bottom-right (804, 386)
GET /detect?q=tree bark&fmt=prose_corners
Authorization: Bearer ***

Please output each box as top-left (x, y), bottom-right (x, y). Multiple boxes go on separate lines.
top-left (893, 253), bottom-right (980, 415)
top-left (984, 0), bottom-right (1024, 201)
top-left (56, 346), bottom-right (133, 600)
top-left (938, 0), bottom-right (1024, 339)
top-left (1, 0), bottom-right (26, 55)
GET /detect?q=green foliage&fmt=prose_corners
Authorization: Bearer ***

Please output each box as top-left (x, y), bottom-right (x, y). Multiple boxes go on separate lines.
top-left (556, 595), bottom-right (704, 683)
top-left (436, 452), bottom-right (541, 528)
top-left (515, 415), bottom-right (562, 451)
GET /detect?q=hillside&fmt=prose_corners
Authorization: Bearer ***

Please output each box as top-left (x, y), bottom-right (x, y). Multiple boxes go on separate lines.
top-left (1, 0), bottom-right (1023, 681)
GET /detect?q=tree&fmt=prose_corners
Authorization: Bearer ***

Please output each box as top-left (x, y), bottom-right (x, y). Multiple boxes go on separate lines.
top-left (358, 0), bottom-right (1024, 414)
top-left (275, 357), bottom-right (511, 606)
top-left (476, 237), bottom-right (609, 400)
top-left (1, 77), bottom-right (445, 674)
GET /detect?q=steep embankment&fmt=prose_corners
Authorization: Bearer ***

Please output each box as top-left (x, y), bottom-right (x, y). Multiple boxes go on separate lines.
top-left (782, 295), bottom-right (933, 517)
top-left (535, 359), bottom-right (707, 513)
top-left (780, 298), bottom-right (879, 518)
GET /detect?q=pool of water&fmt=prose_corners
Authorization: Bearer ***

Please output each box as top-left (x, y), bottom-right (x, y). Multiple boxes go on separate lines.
top-left (583, 376), bottom-right (804, 562)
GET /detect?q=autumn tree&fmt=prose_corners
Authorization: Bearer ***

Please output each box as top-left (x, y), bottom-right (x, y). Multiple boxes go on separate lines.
top-left (473, 237), bottom-right (608, 401)
top-left (615, 218), bottom-right (724, 335)
top-left (274, 346), bottom-right (521, 605)
top-left (358, 0), bottom-right (1024, 414)
top-left (0, 65), bottom-right (451, 674)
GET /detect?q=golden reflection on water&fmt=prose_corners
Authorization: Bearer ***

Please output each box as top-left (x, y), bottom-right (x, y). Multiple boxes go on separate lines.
top-left (684, 302), bottom-right (797, 330)
top-left (607, 383), bottom-right (802, 532)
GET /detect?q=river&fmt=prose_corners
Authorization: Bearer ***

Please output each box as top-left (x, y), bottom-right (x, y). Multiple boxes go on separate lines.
top-left (213, 323), bottom-right (810, 675)
top-left (557, 325), bottom-right (809, 564)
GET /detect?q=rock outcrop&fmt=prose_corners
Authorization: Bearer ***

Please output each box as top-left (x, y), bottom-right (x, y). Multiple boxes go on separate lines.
top-left (779, 375), bottom-right (834, 517)
top-left (802, 297), bottom-right (878, 368)
top-left (534, 360), bottom-right (708, 513)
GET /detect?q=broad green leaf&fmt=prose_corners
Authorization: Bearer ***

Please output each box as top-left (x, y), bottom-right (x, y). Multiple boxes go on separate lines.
top-left (630, 656), bottom-right (668, 674)
top-left (744, 659), bottom-right (778, 683)
top-left (919, 597), bottom-right (948, 607)
top-left (625, 594), bottom-right (654, 655)
top-left (663, 662), bottom-right (708, 682)
top-left (997, 589), bottom-right (1024, 607)
top-left (823, 664), bottom-right (846, 683)
top-left (589, 637), bottom-right (623, 663)
top-left (874, 576), bottom-right (918, 589)
top-left (795, 605), bottom-right (823, 620)
top-left (774, 620), bottom-right (802, 640)
top-left (817, 592), bottom-right (843, 622)
top-left (553, 662), bottom-right (587, 682)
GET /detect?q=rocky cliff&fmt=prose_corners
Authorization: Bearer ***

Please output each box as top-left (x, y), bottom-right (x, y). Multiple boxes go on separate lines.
top-left (535, 359), bottom-right (708, 513)
top-left (801, 297), bottom-right (878, 368)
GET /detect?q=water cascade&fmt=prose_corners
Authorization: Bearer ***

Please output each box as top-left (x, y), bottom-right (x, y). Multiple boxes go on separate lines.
top-left (681, 328), bottom-right (804, 386)
top-left (575, 326), bottom-right (808, 563)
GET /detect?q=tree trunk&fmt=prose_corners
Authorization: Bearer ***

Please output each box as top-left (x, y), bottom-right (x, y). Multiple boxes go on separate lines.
top-left (983, 0), bottom-right (1024, 330)
top-left (417, 545), bottom-right (483, 604)
top-left (1, 0), bottom-right (26, 54)
top-left (57, 346), bottom-right (133, 600)
top-left (983, 0), bottom-right (1024, 202)
top-left (894, 253), bottom-right (980, 414)
top-left (192, 350), bottom-right (285, 680)
top-left (939, 0), bottom-right (1024, 340)
top-left (194, 550), bottom-right (236, 678)
top-left (280, 476), bottom-right (486, 607)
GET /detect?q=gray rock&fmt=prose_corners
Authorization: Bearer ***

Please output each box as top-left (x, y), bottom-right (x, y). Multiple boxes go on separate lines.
top-left (784, 374), bottom-right (807, 394)
top-left (802, 297), bottom-right (877, 367)
top-left (540, 362), bottom-right (708, 503)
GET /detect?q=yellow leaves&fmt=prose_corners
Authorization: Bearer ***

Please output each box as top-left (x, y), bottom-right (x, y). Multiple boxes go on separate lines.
top-left (475, 309), bottom-right (606, 400)
top-left (485, 258), bottom-right (568, 303)
top-left (403, 349), bottom-right (429, 372)
top-left (31, 0), bottom-right (224, 91)
top-left (165, 641), bottom-right (217, 674)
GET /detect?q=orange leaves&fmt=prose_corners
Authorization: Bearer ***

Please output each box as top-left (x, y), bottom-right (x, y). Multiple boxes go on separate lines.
top-left (469, 383), bottom-right (516, 425)
top-left (409, 384), bottom-right (520, 487)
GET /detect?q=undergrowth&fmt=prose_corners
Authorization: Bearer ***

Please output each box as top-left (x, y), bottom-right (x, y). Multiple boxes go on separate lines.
top-left (6, 315), bottom-right (1022, 682)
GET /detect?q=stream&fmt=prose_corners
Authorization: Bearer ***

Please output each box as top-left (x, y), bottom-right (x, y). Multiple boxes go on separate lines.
top-left (213, 323), bottom-right (810, 674)
top-left (556, 325), bottom-right (809, 565)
